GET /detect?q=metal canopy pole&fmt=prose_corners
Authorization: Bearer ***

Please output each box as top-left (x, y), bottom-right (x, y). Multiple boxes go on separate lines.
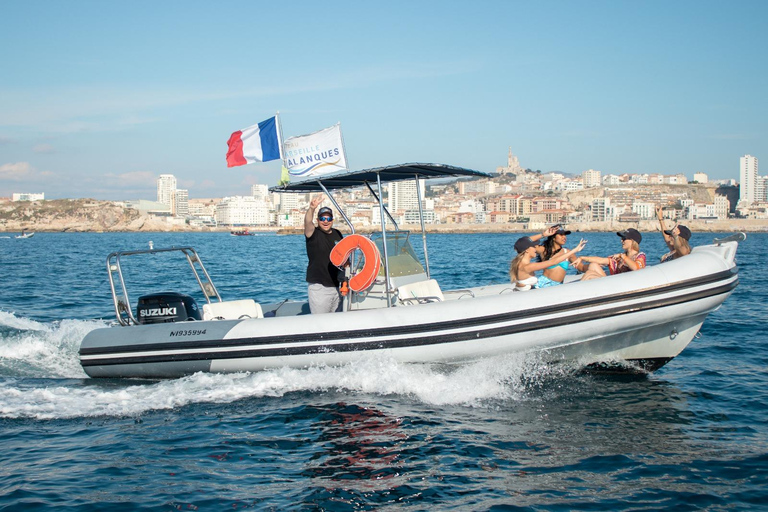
top-left (365, 182), bottom-right (399, 230)
top-left (376, 173), bottom-right (392, 307)
top-left (319, 182), bottom-right (354, 234)
top-left (415, 174), bottom-right (430, 278)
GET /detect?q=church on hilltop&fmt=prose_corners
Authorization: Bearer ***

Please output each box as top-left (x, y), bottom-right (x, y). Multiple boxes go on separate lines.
top-left (496, 147), bottom-right (523, 175)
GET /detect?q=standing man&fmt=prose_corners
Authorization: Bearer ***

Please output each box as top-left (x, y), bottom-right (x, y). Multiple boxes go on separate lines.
top-left (304, 194), bottom-right (344, 314)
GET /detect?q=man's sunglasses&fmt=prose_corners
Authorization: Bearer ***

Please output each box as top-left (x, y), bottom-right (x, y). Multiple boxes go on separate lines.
top-left (318, 216), bottom-right (333, 222)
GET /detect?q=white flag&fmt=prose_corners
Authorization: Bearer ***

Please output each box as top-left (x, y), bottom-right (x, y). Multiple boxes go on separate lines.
top-left (283, 123), bottom-right (347, 179)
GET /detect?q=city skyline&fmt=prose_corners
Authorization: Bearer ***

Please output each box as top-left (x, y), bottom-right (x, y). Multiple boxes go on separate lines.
top-left (2, 1), bottom-right (767, 201)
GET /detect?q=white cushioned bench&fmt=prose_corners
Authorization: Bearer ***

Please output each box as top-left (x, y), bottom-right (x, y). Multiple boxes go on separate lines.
top-left (202, 299), bottom-right (263, 320)
top-left (396, 279), bottom-right (444, 305)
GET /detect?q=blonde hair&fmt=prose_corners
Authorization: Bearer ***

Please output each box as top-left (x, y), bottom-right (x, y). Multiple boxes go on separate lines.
top-left (627, 240), bottom-right (640, 253)
top-left (509, 253), bottom-right (526, 282)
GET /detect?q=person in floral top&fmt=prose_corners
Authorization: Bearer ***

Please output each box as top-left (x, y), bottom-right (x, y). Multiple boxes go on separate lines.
top-left (579, 229), bottom-right (646, 280)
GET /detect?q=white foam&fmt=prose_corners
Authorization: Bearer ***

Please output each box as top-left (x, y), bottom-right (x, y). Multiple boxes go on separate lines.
top-left (0, 310), bottom-right (572, 420)
top-left (0, 311), bottom-right (105, 378)
top-left (0, 309), bottom-right (49, 332)
top-left (0, 352), bottom-right (567, 420)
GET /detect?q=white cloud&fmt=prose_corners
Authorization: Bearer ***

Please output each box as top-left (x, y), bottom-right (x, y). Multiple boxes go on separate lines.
top-left (33, 143), bottom-right (55, 154)
top-left (0, 162), bottom-right (33, 181)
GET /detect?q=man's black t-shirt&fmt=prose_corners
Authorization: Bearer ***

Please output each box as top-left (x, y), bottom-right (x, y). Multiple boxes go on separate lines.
top-left (306, 228), bottom-right (343, 287)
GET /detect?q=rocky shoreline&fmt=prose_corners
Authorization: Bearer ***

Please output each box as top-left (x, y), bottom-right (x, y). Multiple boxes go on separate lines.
top-left (1, 199), bottom-right (765, 234)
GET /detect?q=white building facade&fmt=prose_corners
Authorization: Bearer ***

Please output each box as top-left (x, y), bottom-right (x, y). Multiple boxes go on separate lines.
top-left (582, 169), bottom-right (602, 188)
top-left (175, 189), bottom-right (189, 217)
top-left (693, 172), bottom-right (708, 183)
top-left (11, 192), bottom-right (45, 201)
top-left (389, 179), bottom-right (425, 213)
top-left (157, 174), bottom-right (177, 214)
top-left (251, 184), bottom-right (269, 200)
top-left (215, 196), bottom-right (270, 226)
top-left (739, 154), bottom-right (758, 204)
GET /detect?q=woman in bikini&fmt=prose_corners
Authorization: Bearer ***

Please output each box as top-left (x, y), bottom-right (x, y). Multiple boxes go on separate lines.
top-left (580, 228), bottom-right (646, 280)
top-left (535, 227), bottom-right (589, 287)
top-left (510, 235), bottom-right (587, 291)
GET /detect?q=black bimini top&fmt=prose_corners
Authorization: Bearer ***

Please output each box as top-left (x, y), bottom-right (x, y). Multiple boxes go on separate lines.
top-left (269, 163), bottom-right (491, 193)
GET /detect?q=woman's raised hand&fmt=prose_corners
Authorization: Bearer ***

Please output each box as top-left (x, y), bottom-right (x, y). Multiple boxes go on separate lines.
top-left (542, 225), bottom-right (558, 237)
top-left (573, 239), bottom-right (587, 253)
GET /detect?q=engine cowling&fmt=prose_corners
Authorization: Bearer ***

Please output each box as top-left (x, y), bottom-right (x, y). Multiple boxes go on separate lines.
top-left (136, 292), bottom-right (202, 324)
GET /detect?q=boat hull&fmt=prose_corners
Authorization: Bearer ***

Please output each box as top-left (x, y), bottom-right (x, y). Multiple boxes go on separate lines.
top-left (80, 243), bottom-right (739, 378)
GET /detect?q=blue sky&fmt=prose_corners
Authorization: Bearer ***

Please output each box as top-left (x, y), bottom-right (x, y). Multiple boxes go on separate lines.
top-left (1, 0), bottom-right (766, 200)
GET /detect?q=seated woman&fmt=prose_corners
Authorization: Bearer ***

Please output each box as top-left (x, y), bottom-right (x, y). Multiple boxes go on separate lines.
top-left (580, 228), bottom-right (646, 280)
top-left (536, 227), bottom-right (589, 287)
top-left (510, 235), bottom-right (587, 291)
top-left (656, 205), bottom-right (691, 262)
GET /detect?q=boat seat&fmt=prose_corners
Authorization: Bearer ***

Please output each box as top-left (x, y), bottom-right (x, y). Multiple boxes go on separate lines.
top-left (397, 279), bottom-right (444, 305)
top-left (202, 299), bottom-right (263, 320)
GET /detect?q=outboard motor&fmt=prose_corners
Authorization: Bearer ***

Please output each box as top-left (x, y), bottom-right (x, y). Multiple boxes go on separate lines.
top-left (136, 292), bottom-right (202, 324)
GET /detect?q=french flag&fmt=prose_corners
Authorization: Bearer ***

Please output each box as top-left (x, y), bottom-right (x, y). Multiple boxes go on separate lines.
top-left (226, 116), bottom-right (282, 167)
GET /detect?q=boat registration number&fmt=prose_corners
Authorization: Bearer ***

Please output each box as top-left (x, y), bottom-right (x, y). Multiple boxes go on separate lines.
top-left (169, 329), bottom-right (207, 337)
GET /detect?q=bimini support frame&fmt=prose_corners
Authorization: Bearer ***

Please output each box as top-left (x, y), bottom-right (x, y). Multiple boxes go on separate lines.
top-left (107, 246), bottom-right (221, 326)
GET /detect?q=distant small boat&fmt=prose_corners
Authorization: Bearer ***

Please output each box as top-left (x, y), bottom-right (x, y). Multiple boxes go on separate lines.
top-left (230, 229), bottom-right (255, 236)
top-left (15, 232), bottom-right (34, 239)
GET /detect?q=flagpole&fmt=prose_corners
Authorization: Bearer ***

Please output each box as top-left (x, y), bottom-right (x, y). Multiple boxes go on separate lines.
top-left (276, 111), bottom-right (286, 163)
top-left (337, 122), bottom-right (350, 170)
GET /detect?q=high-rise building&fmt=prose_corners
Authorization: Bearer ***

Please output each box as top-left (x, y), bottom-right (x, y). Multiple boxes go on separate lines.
top-left (739, 155), bottom-right (758, 204)
top-left (175, 189), bottom-right (189, 217)
top-left (251, 184), bottom-right (269, 201)
top-left (157, 174), bottom-right (177, 214)
top-left (277, 192), bottom-right (303, 212)
top-left (389, 179), bottom-right (425, 213)
top-left (757, 176), bottom-right (768, 203)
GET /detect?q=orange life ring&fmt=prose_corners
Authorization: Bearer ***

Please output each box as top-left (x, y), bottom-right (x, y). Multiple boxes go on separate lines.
top-left (329, 234), bottom-right (382, 292)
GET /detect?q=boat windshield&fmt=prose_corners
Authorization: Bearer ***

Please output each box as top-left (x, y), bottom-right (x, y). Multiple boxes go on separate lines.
top-left (369, 231), bottom-right (425, 278)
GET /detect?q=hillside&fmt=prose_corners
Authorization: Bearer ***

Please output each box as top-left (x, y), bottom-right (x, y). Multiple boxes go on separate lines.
top-left (0, 199), bottom-right (186, 232)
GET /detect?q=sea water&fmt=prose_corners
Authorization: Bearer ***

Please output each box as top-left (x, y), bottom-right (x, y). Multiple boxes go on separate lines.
top-left (0, 232), bottom-right (766, 510)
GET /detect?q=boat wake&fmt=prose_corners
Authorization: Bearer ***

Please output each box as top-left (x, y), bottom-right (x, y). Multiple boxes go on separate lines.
top-left (0, 310), bottom-right (98, 379)
top-left (0, 311), bottom-right (580, 420)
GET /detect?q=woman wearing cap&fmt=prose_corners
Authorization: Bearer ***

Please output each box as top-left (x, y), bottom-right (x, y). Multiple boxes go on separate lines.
top-left (509, 235), bottom-right (587, 291)
top-left (580, 228), bottom-right (646, 280)
top-left (656, 205), bottom-right (692, 262)
top-left (536, 227), bottom-right (589, 287)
